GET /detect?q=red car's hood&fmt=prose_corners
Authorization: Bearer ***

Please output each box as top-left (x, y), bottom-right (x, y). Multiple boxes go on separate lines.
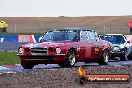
top-left (23, 41), bottom-right (74, 48)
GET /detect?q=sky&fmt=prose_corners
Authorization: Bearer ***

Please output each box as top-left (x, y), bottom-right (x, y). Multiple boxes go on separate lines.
top-left (0, 0), bottom-right (132, 17)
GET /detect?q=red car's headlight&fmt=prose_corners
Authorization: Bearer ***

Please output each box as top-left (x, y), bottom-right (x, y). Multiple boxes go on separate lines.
top-left (24, 48), bottom-right (30, 52)
top-left (49, 47), bottom-right (54, 52)
top-left (18, 47), bottom-right (24, 53)
top-left (56, 47), bottom-right (61, 54)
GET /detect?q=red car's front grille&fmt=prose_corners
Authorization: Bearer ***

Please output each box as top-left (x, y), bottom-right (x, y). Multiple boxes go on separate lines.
top-left (31, 47), bottom-right (48, 55)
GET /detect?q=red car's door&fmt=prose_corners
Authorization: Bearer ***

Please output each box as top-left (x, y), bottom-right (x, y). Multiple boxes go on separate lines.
top-left (77, 41), bottom-right (86, 60)
top-left (77, 30), bottom-right (90, 61)
top-left (85, 31), bottom-right (101, 59)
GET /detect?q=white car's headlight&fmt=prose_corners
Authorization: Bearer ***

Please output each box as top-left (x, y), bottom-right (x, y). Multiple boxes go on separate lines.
top-left (113, 47), bottom-right (120, 51)
top-left (18, 47), bottom-right (24, 53)
top-left (56, 48), bottom-right (61, 54)
top-left (108, 42), bottom-right (112, 46)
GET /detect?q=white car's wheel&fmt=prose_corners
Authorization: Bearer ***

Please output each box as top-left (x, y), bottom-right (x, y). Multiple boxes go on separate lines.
top-left (120, 48), bottom-right (129, 61)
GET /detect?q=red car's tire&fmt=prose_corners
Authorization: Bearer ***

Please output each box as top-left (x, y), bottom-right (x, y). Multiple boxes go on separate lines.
top-left (98, 49), bottom-right (109, 65)
top-left (58, 49), bottom-right (76, 67)
top-left (21, 62), bottom-right (34, 69)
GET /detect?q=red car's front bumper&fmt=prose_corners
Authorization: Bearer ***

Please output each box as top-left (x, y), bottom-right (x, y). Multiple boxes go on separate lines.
top-left (17, 54), bottom-right (66, 64)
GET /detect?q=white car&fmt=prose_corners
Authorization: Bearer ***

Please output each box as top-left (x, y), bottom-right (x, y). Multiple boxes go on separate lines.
top-left (99, 34), bottom-right (132, 61)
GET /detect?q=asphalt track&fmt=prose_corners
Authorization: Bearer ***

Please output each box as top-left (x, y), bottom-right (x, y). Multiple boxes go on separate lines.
top-left (0, 42), bottom-right (27, 51)
top-left (0, 60), bottom-right (132, 74)
top-left (0, 42), bottom-right (132, 74)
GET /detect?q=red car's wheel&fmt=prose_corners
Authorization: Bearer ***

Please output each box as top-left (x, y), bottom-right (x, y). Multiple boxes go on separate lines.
top-left (98, 49), bottom-right (109, 65)
top-left (58, 49), bottom-right (76, 67)
top-left (21, 62), bottom-right (34, 69)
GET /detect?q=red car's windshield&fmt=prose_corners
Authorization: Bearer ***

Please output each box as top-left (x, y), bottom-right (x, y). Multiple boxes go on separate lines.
top-left (43, 31), bottom-right (79, 41)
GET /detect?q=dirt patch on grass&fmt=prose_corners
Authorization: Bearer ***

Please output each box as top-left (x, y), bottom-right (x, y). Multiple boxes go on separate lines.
top-left (0, 16), bottom-right (132, 34)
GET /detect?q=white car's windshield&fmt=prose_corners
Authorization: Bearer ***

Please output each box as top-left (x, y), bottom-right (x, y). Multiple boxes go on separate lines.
top-left (101, 35), bottom-right (126, 44)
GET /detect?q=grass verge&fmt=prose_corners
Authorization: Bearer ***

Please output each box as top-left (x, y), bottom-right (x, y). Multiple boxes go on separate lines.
top-left (0, 51), bottom-right (20, 65)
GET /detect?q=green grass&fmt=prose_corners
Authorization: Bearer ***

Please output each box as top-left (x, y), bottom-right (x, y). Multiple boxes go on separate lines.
top-left (0, 51), bottom-right (20, 65)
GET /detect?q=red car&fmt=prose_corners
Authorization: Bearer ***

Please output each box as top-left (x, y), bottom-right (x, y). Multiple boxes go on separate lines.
top-left (17, 28), bottom-right (112, 69)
